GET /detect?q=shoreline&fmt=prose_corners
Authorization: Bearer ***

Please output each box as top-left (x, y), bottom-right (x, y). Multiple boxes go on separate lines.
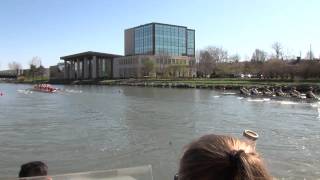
top-left (2, 78), bottom-right (320, 93)
top-left (67, 78), bottom-right (320, 93)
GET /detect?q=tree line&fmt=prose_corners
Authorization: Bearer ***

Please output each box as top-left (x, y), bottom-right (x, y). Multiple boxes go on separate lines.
top-left (196, 42), bottom-right (320, 79)
top-left (7, 56), bottom-right (47, 81)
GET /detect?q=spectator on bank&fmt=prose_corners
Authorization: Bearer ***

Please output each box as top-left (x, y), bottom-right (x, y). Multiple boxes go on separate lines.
top-left (177, 134), bottom-right (271, 180)
top-left (19, 161), bottom-right (51, 179)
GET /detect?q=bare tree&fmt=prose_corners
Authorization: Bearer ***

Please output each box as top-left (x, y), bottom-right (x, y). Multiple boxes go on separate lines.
top-left (8, 61), bottom-right (22, 71)
top-left (198, 50), bottom-right (214, 77)
top-left (229, 54), bottom-right (240, 63)
top-left (206, 46), bottom-right (228, 63)
top-left (196, 46), bottom-right (229, 77)
top-left (305, 50), bottom-right (314, 60)
top-left (251, 49), bottom-right (267, 62)
top-left (29, 56), bottom-right (42, 81)
top-left (30, 56), bottom-right (42, 68)
top-left (272, 42), bottom-right (283, 60)
top-left (37, 64), bottom-right (46, 80)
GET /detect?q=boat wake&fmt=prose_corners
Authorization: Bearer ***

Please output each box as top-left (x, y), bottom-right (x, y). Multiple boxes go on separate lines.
top-left (222, 92), bottom-right (237, 95)
top-left (247, 98), bottom-right (270, 102)
top-left (310, 102), bottom-right (320, 120)
top-left (17, 89), bottom-right (33, 95)
top-left (63, 89), bottom-right (83, 94)
top-left (277, 101), bottom-right (299, 105)
top-left (310, 102), bottom-right (320, 108)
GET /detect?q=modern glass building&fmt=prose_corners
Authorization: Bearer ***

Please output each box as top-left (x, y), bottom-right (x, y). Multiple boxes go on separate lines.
top-left (57, 22), bottom-right (196, 80)
top-left (125, 23), bottom-right (195, 57)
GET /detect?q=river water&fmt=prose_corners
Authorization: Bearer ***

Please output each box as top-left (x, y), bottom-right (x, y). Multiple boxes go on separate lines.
top-left (0, 83), bottom-right (319, 179)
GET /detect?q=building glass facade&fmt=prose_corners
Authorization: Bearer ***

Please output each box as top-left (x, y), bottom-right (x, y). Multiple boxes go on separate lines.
top-left (134, 24), bottom-right (153, 55)
top-left (154, 24), bottom-right (187, 56)
top-left (187, 29), bottom-right (195, 56)
top-left (128, 23), bottom-right (195, 57)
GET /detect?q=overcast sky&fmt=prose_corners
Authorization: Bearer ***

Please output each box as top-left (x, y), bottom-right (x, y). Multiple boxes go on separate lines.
top-left (0, 0), bottom-right (319, 69)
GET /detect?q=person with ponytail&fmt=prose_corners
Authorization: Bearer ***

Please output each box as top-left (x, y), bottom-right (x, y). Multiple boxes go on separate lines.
top-left (177, 134), bottom-right (271, 180)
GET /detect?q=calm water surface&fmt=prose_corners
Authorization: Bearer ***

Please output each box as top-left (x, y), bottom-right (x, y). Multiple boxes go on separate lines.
top-left (0, 83), bottom-right (319, 179)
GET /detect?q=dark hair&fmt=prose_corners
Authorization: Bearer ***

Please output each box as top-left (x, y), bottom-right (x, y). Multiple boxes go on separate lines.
top-left (178, 134), bottom-right (271, 180)
top-left (19, 161), bottom-right (48, 178)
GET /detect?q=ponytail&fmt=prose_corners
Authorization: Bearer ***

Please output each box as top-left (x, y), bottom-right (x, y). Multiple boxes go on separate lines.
top-left (178, 134), bottom-right (271, 180)
top-left (229, 150), bottom-right (256, 180)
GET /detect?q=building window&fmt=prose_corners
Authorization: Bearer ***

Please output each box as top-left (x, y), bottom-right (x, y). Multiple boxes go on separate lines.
top-left (155, 24), bottom-right (187, 56)
top-left (134, 24), bottom-right (153, 55)
top-left (187, 29), bottom-right (195, 56)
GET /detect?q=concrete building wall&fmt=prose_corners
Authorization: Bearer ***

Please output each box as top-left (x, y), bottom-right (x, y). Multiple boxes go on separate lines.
top-left (113, 55), bottom-right (196, 78)
top-left (49, 65), bottom-right (64, 80)
top-left (124, 28), bottom-right (135, 56)
top-left (113, 55), bottom-right (143, 78)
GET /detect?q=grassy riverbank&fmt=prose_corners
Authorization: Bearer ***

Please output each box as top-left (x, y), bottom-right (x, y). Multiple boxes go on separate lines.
top-left (0, 77), bottom-right (49, 84)
top-left (96, 78), bottom-right (320, 92)
top-left (3, 78), bottom-right (320, 92)
top-left (99, 78), bottom-right (320, 86)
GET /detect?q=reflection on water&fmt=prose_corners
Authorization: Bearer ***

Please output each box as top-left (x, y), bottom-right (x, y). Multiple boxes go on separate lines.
top-left (0, 83), bottom-right (320, 179)
top-left (315, 104), bottom-right (320, 120)
top-left (310, 102), bottom-right (320, 120)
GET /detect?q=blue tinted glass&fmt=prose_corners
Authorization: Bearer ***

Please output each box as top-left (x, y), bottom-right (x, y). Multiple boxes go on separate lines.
top-left (134, 24), bottom-right (153, 55)
top-left (155, 24), bottom-right (187, 56)
top-left (187, 29), bottom-right (195, 56)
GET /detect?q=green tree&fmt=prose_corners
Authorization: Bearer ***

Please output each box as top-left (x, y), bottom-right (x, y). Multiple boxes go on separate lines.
top-left (142, 57), bottom-right (155, 77)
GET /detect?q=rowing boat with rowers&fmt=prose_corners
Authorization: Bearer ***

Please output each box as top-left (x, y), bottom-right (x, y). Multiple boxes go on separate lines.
top-left (33, 84), bottom-right (57, 93)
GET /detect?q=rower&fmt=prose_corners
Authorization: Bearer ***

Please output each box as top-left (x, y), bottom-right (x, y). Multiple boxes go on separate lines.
top-left (275, 87), bottom-right (285, 96)
top-left (306, 87), bottom-right (317, 99)
top-left (262, 86), bottom-right (272, 95)
top-left (290, 87), bottom-right (301, 98)
top-left (250, 87), bottom-right (259, 95)
top-left (240, 87), bottom-right (250, 96)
